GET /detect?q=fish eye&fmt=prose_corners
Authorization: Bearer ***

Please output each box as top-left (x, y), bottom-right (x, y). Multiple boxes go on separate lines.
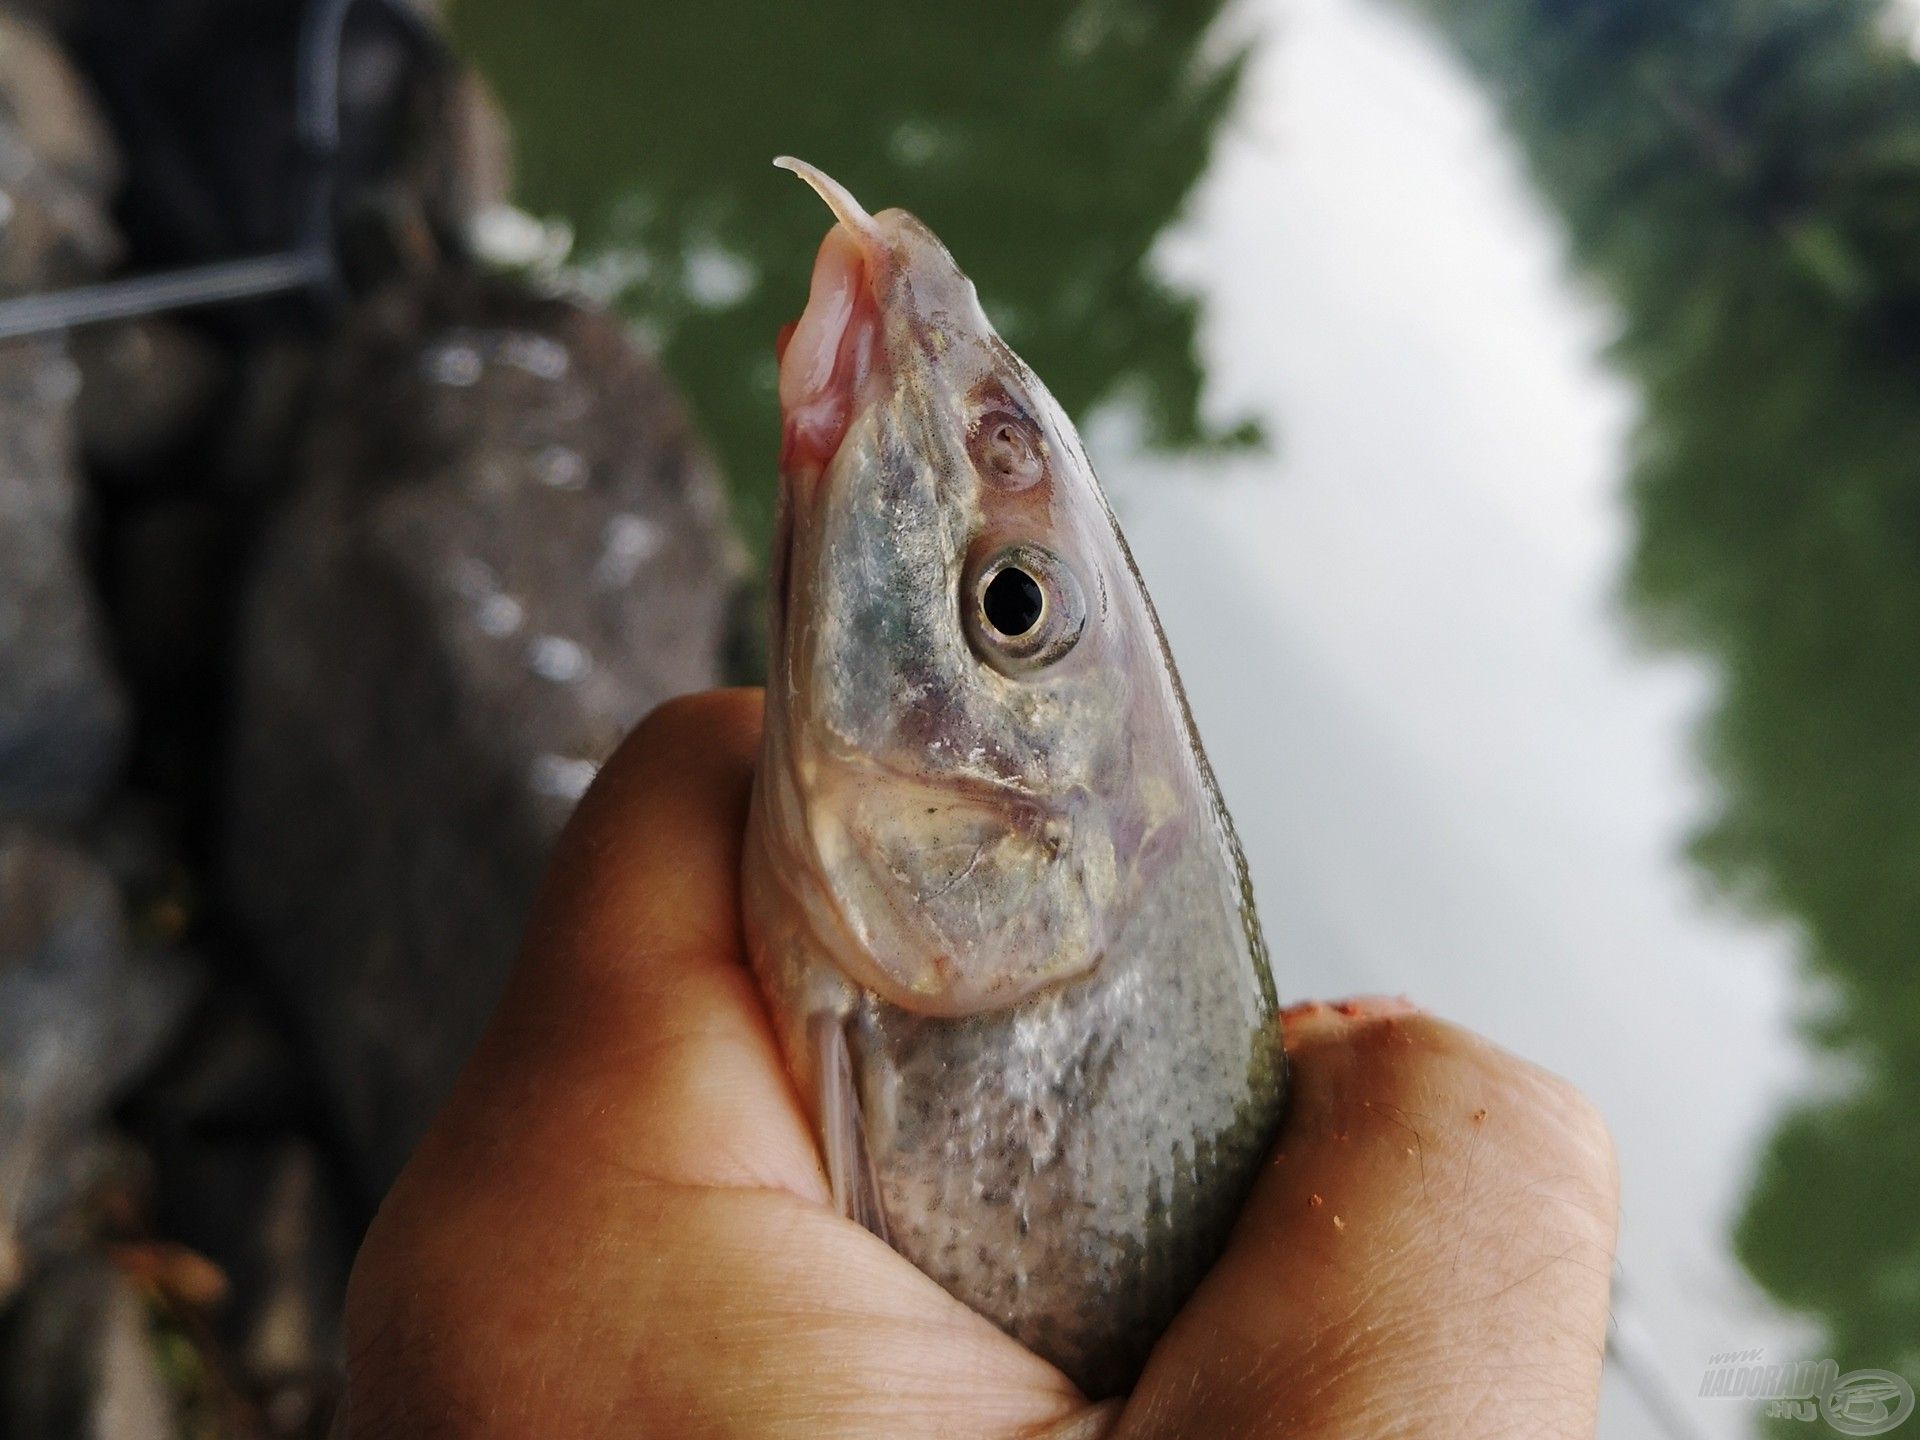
top-left (984, 566), bottom-right (1044, 636)
top-left (966, 544), bottom-right (1085, 675)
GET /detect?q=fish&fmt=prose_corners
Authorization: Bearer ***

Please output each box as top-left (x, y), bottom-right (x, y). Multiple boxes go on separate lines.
top-left (742, 157), bottom-right (1287, 1400)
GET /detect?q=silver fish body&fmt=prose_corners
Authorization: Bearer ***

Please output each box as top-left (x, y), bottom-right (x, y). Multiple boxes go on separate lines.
top-left (744, 160), bottom-right (1285, 1398)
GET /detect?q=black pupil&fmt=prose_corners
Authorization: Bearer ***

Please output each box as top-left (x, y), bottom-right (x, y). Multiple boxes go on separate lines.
top-left (983, 566), bottom-right (1044, 637)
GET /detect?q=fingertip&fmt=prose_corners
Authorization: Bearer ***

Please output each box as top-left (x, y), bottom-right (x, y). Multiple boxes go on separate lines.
top-left (529, 687), bottom-right (764, 950)
top-left (567, 686), bottom-right (764, 841)
top-left (623, 686), bottom-right (765, 776)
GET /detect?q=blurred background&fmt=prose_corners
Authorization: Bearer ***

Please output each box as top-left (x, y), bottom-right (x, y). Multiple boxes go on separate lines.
top-left (0, 0), bottom-right (1913, 1435)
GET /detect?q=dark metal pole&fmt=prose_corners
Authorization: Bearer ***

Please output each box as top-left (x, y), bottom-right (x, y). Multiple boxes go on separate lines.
top-left (0, 251), bottom-right (331, 342)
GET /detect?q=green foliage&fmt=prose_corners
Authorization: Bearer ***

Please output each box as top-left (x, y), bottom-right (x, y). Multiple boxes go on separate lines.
top-left (449, 0), bottom-right (1256, 561)
top-left (1407, 0), bottom-right (1920, 1397)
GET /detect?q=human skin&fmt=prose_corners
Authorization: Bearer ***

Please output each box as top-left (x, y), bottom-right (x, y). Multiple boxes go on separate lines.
top-left (336, 689), bottom-right (1619, 1439)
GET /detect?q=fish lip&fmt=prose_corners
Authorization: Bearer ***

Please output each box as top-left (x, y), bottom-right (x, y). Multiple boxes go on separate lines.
top-left (774, 202), bottom-right (889, 504)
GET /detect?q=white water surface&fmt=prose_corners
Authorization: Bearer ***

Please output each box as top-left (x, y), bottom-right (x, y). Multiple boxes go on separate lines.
top-left (1098, 1), bottom-right (1819, 1434)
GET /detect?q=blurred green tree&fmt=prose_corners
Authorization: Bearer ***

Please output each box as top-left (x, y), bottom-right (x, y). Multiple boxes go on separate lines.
top-left (450, 0), bottom-right (1256, 563)
top-left (1407, 0), bottom-right (1920, 1400)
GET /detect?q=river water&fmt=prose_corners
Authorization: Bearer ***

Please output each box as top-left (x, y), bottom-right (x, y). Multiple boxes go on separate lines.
top-left (1095, 4), bottom-right (1814, 1434)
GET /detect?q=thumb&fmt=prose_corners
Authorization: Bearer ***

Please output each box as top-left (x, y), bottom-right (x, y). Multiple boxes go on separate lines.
top-left (338, 690), bottom-right (1086, 1439)
top-left (1116, 1001), bottom-right (1619, 1440)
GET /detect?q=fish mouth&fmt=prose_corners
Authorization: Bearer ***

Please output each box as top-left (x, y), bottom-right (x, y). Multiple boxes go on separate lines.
top-left (768, 160), bottom-right (894, 650)
top-left (774, 159), bottom-right (889, 491)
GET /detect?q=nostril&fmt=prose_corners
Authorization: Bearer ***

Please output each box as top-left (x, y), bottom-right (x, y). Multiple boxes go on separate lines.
top-left (973, 412), bottom-right (1044, 490)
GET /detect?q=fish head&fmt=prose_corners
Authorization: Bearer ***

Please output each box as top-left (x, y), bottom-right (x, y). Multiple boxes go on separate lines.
top-left (759, 158), bottom-right (1198, 1018)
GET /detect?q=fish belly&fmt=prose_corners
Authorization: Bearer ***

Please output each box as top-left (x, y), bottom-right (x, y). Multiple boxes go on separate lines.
top-left (849, 867), bottom-right (1285, 1398)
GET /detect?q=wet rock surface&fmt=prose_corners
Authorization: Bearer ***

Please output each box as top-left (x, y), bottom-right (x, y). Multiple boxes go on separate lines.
top-left (0, 9), bottom-right (127, 822)
top-left (0, 830), bottom-right (197, 1295)
top-left (0, 8), bottom-right (121, 290)
top-left (0, 339), bottom-right (129, 819)
top-left (72, 319), bottom-right (226, 479)
top-left (0, 0), bottom-right (743, 1430)
top-left (227, 276), bottom-right (738, 1193)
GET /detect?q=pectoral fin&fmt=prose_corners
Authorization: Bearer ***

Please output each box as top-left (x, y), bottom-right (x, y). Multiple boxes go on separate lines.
top-left (811, 1012), bottom-right (890, 1243)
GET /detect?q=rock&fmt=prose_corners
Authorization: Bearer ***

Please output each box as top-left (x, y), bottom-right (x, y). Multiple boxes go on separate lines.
top-left (0, 9), bottom-right (121, 290)
top-left (336, 62), bottom-right (517, 285)
top-left (2, 1129), bottom-right (153, 1276)
top-left (128, 991), bottom-right (311, 1138)
top-left (211, 336), bottom-right (317, 501)
top-left (84, 796), bottom-right (196, 950)
top-left (0, 14), bottom-right (127, 823)
top-left (99, 497), bottom-right (239, 802)
top-left (436, 70), bottom-right (514, 243)
top-left (0, 12), bottom-right (116, 192)
top-left (0, 339), bottom-right (129, 820)
top-left (74, 0), bottom-right (501, 282)
top-left (72, 319), bottom-right (227, 480)
top-left (0, 829), bottom-right (199, 1295)
top-left (0, 1254), bottom-right (176, 1440)
top-left (2, 2), bottom-right (83, 42)
top-left (226, 275), bottom-right (740, 1193)
top-left (130, 995), bottom-right (348, 1369)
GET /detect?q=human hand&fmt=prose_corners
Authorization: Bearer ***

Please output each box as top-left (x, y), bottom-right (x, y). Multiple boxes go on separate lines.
top-left (336, 689), bottom-right (1618, 1439)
